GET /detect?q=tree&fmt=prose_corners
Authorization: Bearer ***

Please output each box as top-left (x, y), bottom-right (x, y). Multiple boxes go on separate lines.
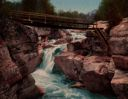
top-left (57, 10), bottom-right (87, 19)
top-left (21, 0), bottom-right (55, 14)
top-left (0, 0), bottom-right (22, 16)
top-left (38, 0), bottom-right (55, 14)
top-left (21, 0), bottom-right (37, 12)
top-left (95, 0), bottom-right (122, 26)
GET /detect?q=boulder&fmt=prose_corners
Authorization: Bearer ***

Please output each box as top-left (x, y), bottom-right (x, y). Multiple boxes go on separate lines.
top-left (80, 56), bottom-right (115, 92)
top-left (55, 52), bottom-right (84, 80)
top-left (0, 19), bottom-right (43, 98)
top-left (110, 18), bottom-right (128, 37)
top-left (109, 18), bottom-right (128, 55)
top-left (109, 37), bottom-right (128, 55)
top-left (18, 75), bottom-right (44, 99)
top-left (55, 52), bottom-right (115, 93)
top-left (111, 69), bottom-right (128, 99)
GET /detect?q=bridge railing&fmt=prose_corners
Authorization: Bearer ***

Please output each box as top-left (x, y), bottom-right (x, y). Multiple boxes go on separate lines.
top-left (8, 11), bottom-right (90, 24)
top-left (8, 11), bottom-right (98, 29)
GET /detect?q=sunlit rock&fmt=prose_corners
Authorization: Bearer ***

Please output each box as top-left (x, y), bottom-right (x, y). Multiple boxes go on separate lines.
top-left (55, 53), bottom-right (115, 94)
top-left (109, 18), bottom-right (128, 99)
top-left (94, 21), bottom-right (109, 30)
top-left (111, 69), bottom-right (128, 99)
top-left (109, 18), bottom-right (128, 55)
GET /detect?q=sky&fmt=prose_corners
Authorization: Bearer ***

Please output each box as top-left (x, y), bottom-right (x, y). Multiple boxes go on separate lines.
top-left (51, 0), bottom-right (101, 14)
top-left (7, 0), bottom-right (101, 14)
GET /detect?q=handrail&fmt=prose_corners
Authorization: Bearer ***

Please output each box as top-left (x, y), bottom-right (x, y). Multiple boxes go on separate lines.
top-left (8, 11), bottom-right (98, 30)
top-left (8, 11), bottom-right (90, 24)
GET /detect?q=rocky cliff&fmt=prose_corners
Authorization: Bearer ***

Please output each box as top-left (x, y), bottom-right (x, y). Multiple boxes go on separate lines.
top-left (0, 19), bottom-right (44, 99)
top-left (109, 18), bottom-right (128, 99)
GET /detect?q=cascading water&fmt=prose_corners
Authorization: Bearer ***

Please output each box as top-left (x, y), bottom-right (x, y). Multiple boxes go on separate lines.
top-left (70, 32), bottom-right (87, 42)
top-left (40, 44), bottom-right (66, 73)
top-left (32, 31), bottom-right (116, 99)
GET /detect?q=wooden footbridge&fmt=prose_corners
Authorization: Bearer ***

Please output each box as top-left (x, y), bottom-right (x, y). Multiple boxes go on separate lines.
top-left (8, 11), bottom-right (97, 30)
top-left (8, 11), bottom-right (110, 55)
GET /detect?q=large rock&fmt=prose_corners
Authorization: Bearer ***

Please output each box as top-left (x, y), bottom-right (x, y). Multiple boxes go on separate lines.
top-left (55, 52), bottom-right (84, 80)
top-left (109, 18), bottom-right (128, 55)
top-left (55, 52), bottom-right (115, 93)
top-left (110, 18), bottom-right (128, 37)
top-left (109, 37), bottom-right (128, 55)
top-left (0, 19), bottom-right (43, 98)
top-left (80, 56), bottom-right (115, 93)
top-left (0, 43), bottom-right (22, 87)
top-left (111, 69), bottom-right (128, 99)
top-left (0, 75), bottom-right (44, 99)
top-left (109, 18), bottom-right (128, 99)
top-left (18, 75), bottom-right (44, 99)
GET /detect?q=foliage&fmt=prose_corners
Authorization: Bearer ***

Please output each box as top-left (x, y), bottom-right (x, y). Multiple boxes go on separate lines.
top-left (57, 10), bottom-right (87, 19)
top-left (0, 0), bottom-right (55, 15)
top-left (0, 0), bottom-right (21, 16)
top-left (21, 0), bottom-right (55, 14)
top-left (96, 0), bottom-right (128, 26)
top-left (21, 0), bottom-right (37, 12)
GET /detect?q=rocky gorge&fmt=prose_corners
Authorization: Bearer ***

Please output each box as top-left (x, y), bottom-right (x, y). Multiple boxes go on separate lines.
top-left (0, 17), bottom-right (128, 99)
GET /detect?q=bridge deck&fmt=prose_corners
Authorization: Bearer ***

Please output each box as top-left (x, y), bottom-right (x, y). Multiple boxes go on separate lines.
top-left (8, 11), bottom-right (97, 29)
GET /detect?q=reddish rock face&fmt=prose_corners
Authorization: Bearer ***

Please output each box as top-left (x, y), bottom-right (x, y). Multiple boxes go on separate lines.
top-left (109, 37), bottom-right (128, 55)
top-left (110, 20), bottom-right (128, 37)
top-left (0, 19), bottom-right (43, 99)
top-left (55, 52), bottom-right (84, 80)
top-left (55, 52), bottom-right (115, 94)
top-left (80, 56), bottom-right (115, 93)
top-left (109, 18), bottom-right (128, 99)
top-left (111, 69), bottom-right (128, 99)
top-left (109, 19), bottom-right (128, 55)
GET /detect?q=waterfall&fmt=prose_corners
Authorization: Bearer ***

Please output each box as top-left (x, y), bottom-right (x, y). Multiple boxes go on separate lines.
top-left (40, 44), bottom-right (66, 73)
